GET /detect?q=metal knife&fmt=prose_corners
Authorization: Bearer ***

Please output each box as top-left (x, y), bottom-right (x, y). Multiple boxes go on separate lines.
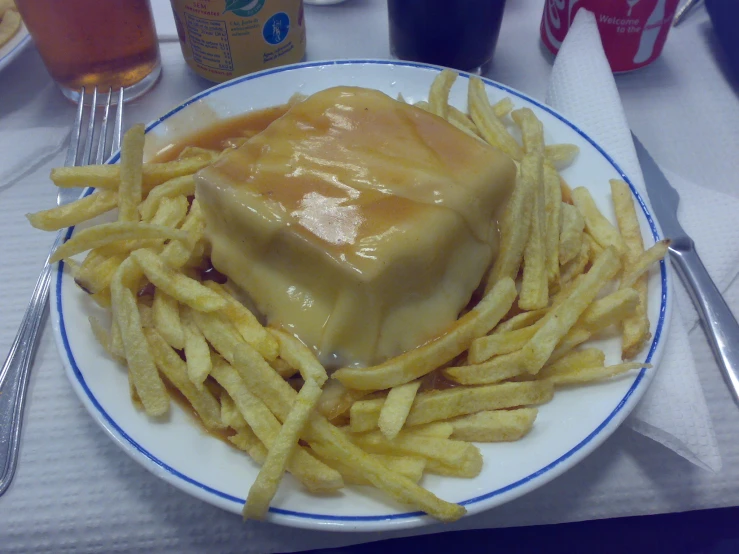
top-left (634, 134), bottom-right (739, 406)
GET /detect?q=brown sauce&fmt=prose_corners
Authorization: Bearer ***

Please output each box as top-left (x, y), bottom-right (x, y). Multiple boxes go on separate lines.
top-left (152, 106), bottom-right (290, 163)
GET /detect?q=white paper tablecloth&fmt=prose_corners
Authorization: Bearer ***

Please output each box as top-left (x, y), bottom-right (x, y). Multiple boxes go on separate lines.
top-left (2, 1), bottom-right (739, 552)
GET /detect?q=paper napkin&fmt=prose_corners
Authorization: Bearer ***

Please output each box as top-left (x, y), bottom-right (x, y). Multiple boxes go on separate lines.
top-left (545, 9), bottom-right (722, 472)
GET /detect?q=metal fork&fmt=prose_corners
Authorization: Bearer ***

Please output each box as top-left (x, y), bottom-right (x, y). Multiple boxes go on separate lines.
top-left (0, 86), bottom-right (124, 497)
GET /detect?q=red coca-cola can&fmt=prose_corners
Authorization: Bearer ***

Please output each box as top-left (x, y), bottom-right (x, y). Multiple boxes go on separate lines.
top-left (541, 0), bottom-right (680, 72)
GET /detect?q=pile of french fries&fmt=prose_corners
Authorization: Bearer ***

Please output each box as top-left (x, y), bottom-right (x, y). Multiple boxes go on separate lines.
top-left (27, 70), bottom-right (668, 523)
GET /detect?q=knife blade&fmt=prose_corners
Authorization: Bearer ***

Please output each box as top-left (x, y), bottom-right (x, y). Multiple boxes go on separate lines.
top-left (633, 133), bottom-right (739, 407)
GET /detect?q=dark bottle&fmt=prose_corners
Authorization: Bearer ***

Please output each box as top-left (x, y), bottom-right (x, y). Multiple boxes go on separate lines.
top-left (388, 0), bottom-right (507, 72)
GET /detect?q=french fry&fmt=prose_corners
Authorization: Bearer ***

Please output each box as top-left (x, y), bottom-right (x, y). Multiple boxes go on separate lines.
top-left (315, 453), bottom-right (426, 486)
top-left (546, 362), bottom-right (648, 387)
top-left (332, 277), bottom-right (516, 390)
top-left (204, 281), bottom-right (279, 361)
top-left (118, 124), bottom-right (145, 222)
top-left (511, 108), bottom-right (544, 156)
top-left (110, 259), bottom-right (169, 416)
top-left (572, 187), bottom-right (627, 256)
top-left (424, 447), bottom-right (483, 478)
top-left (138, 303), bottom-right (155, 328)
top-left (145, 328), bottom-right (224, 431)
top-left (494, 309), bottom-right (547, 334)
top-left (270, 357), bottom-right (299, 379)
top-left (148, 195), bottom-right (189, 229)
top-left (110, 318), bottom-right (125, 359)
top-left (520, 247), bottom-right (621, 374)
top-left (152, 289), bottom-right (185, 349)
top-left (50, 156), bottom-right (215, 192)
top-left (611, 179), bottom-right (652, 359)
top-left (75, 253), bottom-right (125, 294)
top-left (469, 325), bottom-right (537, 363)
top-left (559, 202), bottom-right (585, 265)
top-left (269, 328), bottom-right (327, 385)
top-left (160, 200), bottom-right (205, 269)
top-left (409, 422), bottom-right (454, 439)
top-left (486, 160), bottom-right (536, 287)
top-left (130, 249), bottom-right (226, 312)
top-left (543, 165), bottom-right (562, 286)
top-left (191, 309), bottom-right (243, 364)
top-left (492, 97), bottom-right (514, 119)
top-left (545, 144), bottom-right (579, 169)
top-left (349, 381), bottom-right (553, 433)
top-left (537, 348), bottom-right (605, 381)
top-left (49, 223), bottom-right (188, 263)
top-left (0, 9), bottom-right (20, 48)
top-left (88, 316), bottom-right (116, 358)
top-left (519, 153), bottom-right (548, 310)
top-left (449, 408), bottom-right (537, 442)
top-left (138, 175), bottom-right (196, 221)
top-left (27, 191), bottom-right (117, 231)
top-left (549, 327), bottom-right (592, 363)
top-left (244, 379), bottom-right (323, 520)
top-left (447, 105), bottom-right (480, 137)
top-left (316, 379), bottom-right (367, 421)
top-left (620, 240), bottom-right (670, 289)
top-left (468, 77), bottom-right (523, 159)
top-left (378, 381), bottom-right (421, 440)
top-left (560, 239), bottom-right (590, 286)
top-left (428, 69), bottom-right (456, 119)
top-left (220, 391), bottom-right (249, 430)
top-left (351, 431), bottom-right (480, 469)
top-left (210, 357), bottom-right (343, 493)
top-left (443, 350), bottom-right (525, 385)
top-left (181, 307), bottom-right (212, 388)
top-left (579, 288), bottom-right (639, 332)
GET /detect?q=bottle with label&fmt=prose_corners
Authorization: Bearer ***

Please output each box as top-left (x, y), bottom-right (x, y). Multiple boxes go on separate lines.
top-left (170, 0), bottom-right (306, 83)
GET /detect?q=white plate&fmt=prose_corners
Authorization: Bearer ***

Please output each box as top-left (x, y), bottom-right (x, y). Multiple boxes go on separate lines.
top-left (49, 60), bottom-right (671, 532)
top-left (0, 21), bottom-right (30, 73)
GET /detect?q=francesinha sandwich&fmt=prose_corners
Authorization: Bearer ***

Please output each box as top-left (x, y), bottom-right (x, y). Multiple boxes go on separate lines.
top-left (195, 87), bottom-right (516, 368)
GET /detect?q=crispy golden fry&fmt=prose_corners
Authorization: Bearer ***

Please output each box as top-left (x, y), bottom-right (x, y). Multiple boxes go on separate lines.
top-left (428, 69), bottom-right (457, 119)
top-left (559, 239), bottom-right (590, 286)
top-left (244, 379), bottom-right (323, 520)
top-left (443, 350), bottom-right (525, 385)
top-left (152, 289), bottom-right (185, 349)
top-left (27, 191), bottom-right (117, 231)
top-left (0, 8), bottom-right (20, 48)
top-left (584, 233), bottom-right (604, 265)
top-left (191, 310), bottom-right (243, 365)
top-left (571, 187), bottom-right (627, 256)
top-left (352, 431), bottom-right (480, 469)
top-left (413, 100), bottom-right (431, 112)
top-left (138, 176), bottom-right (195, 221)
top-left (308, 419), bottom-right (466, 522)
top-left (145, 328), bottom-right (224, 431)
top-left (349, 381), bottom-right (553, 433)
top-left (537, 348), bottom-right (605, 381)
top-left (110, 259), bottom-right (169, 416)
top-left (315, 453), bottom-right (427, 486)
top-left (138, 302), bottom-right (154, 328)
top-left (210, 357), bottom-right (343, 493)
top-left (179, 308), bottom-right (212, 388)
top-left (50, 156), bottom-right (215, 192)
top-left (486, 159), bottom-right (536, 287)
top-left (494, 309), bottom-right (547, 334)
top-left (220, 391), bottom-right (249, 430)
top-left (110, 318), bottom-right (125, 359)
top-left (424, 447), bottom-right (483, 478)
top-left (447, 105), bottom-right (480, 136)
top-left (620, 240), bottom-right (670, 289)
top-left (544, 165), bottom-right (563, 286)
top-left (468, 77), bottom-right (522, 159)
top-left (520, 247), bottom-right (621, 374)
top-left (579, 288), bottom-right (639, 332)
top-left (545, 144), bottom-right (579, 169)
top-left (229, 427), bottom-right (268, 463)
top-left (270, 357), bottom-right (299, 379)
top-left (519, 153), bottom-right (548, 310)
top-left (49, 223), bottom-right (188, 263)
top-left (559, 202), bottom-right (585, 265)
top-left (611, 179), bottom-right (651, 359)
top-left (449, 408), bottom-right (537, 442)
top-left (147, 194), bottom-right (189, 229)
top-left (332, 277), bottom-right (516, 390)
top-left (409, 422), bottom-right (454, 438)
top-left (118, 124), bottom-right (145, 222)
top-left (130, 249), bottom-right (226, 312)
top-left (511, 108), bottom-right (544, 156)
top-left (547, 362), bottom-right (648, 387)
top-left (378, 381), bottom-right (421, 440)
top-left (269, 328), bottom-right (327, 385)
top-left (492, 97), bottom-right (514, 118)
top-left (469, 325), bottom-right (537, 363)
top-left (316, 380), bottom-right (368, 421)
top-left (160, 200), bottom-right (205, 269)
top-left (204, 281), bottom-right (278, 361)
top-left (75, 253), bottom-right (125, 294)
top-left (549, 327), bottom-right (592, 363)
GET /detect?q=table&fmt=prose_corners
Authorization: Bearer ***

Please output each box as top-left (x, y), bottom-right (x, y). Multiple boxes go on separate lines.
top-left (1, 1), bottom-right (738, 552)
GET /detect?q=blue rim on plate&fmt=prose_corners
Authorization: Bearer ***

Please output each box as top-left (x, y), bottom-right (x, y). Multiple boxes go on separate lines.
top-left (51, 59), bottom-right (668, 527)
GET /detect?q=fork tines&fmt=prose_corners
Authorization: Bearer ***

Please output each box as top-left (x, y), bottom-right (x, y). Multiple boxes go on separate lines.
top-left (65, 86), bottom-right (125, 168)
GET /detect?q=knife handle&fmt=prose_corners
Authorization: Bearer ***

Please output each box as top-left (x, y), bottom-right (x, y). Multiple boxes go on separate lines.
top-left (670, 236), bottom-right (739, 406)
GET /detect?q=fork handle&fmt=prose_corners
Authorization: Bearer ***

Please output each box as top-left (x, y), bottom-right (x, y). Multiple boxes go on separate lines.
top-left (0, 235), bottom-right (61, 496)
top-left (670, 237), bottom-right (739, 407)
